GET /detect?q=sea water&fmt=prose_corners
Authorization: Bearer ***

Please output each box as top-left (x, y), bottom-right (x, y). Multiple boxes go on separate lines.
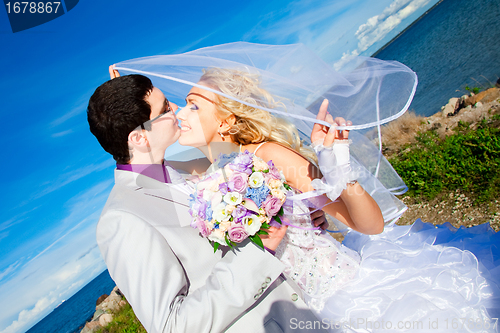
top-left (374, 0), bottom-right (500, 116)
top-left (25, 270), bottom-right (115, 333)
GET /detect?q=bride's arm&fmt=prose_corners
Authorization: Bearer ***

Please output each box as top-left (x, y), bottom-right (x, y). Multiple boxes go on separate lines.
top-left (253, 142), bottom-right (383, 234)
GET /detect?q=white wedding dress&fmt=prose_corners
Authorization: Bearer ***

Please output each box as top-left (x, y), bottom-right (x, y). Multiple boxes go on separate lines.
top-left (195, 148), bottom-right (499, 333)
top-left (276, 196), bottom-right (500, 333)
top-left (248, 142), bottom-right (500, 333)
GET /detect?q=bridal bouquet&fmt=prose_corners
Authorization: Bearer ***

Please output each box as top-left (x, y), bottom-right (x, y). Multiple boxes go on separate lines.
top-left (189, 150), bottom-right (292, 251)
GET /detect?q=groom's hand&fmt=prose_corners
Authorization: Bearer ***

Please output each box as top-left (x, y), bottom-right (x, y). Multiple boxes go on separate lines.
top-left (311, 209), bottom-right (329, 230)
top-left (261, 225), bottom-right (288, 252)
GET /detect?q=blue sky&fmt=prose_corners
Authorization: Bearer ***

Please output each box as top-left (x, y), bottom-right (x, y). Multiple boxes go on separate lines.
top-left (0, 0), bottom-right (439, 331)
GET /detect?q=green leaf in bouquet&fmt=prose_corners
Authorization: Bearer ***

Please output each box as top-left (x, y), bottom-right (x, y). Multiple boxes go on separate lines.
top-left (225, 234), bottom-right (235, 249)
top-left (249, 234), bottom-right (264, 249)
top-left (278, 206), bottom-right (284, 216)
top-left (283, 183), bottom-right (292, 191)
top-left (257, 230), bottom-right (269, 235)
top-left (274, 215), bottom-right (282, 224)
top-left (213, 242), bottom-right (220, 253)
top-left (261, 222), bottom-right (271, 229)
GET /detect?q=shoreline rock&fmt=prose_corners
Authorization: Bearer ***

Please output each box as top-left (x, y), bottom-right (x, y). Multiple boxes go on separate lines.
top-left (380, 87), bottom-right (500, 159)
top-left (80, 286), bottom-right (127, 333)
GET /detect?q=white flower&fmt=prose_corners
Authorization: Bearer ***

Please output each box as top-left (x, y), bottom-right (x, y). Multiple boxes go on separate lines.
top-left (249, 172), bottom-right (265, 188)
top-left (208, 228), bottom-right (226, 245)
top-left (223, 192), bottom-right (243, 205)
top-left (213, 202), bottom-right (231, 222)
top-left (242, 214), bottom-right (262, 235)
top-left (203, 189), bottom-right (216, 202)
top-left (211, 192), bottom-right (223, 208)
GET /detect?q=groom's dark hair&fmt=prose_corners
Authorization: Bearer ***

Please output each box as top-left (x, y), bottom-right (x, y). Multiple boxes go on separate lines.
top-left (87, 75), bottom-right (154, 164)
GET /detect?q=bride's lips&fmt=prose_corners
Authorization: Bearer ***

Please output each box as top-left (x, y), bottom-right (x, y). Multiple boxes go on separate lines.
top-left (180, 124), bottom-right (191, 132)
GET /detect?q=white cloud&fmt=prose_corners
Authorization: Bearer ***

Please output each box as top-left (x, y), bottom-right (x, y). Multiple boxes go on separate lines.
top-left (0, 206), bottom-right (40, 232)
top-left (1, 296), bottom-right (57, 333)
top-left (49, 98), bottom-right (88, 128)
top-left (30, 158), bottom-right (114, 200)
top-left (0, 243), bottom-right (105, 333)
top-left (0, 260), bottom-right (21, 283)
top-left (334, 49), bottom-right (360, 71)
top-left (355, 0), bottom-right (431, 52)
top-left (242, 0), bottom-right (436, 72)
top-left (243, 0), bottom-right (364, 58)
top-left (51, 129), bottom-right (74, 138)
top-left (334, 0), bottom-right (432, 69)
top-left (0, 180), bottom-right (111, 332)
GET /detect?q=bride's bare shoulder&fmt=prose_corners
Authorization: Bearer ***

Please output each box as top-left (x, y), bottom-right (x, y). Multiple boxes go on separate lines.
top-left (251, 142), bottom-right (305, 162)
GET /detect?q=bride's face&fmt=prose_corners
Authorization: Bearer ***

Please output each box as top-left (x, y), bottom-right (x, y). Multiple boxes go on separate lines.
top-left (177, 84), bottom-right (222, 147)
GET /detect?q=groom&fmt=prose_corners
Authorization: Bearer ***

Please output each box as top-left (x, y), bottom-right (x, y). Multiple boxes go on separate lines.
top-left (88, 74), bottom-right (327, 333)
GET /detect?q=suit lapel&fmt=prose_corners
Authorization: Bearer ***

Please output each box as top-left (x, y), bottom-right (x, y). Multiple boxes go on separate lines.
top-left (114, 169), bottom-right (193, 227)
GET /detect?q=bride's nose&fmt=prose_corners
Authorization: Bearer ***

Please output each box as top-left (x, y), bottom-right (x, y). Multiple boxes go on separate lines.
top-left (175, 105), bottom-right (188, 120)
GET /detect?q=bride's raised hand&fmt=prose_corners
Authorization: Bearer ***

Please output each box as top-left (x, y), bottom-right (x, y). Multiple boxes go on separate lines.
top-left (310, 99), bottom-right (333, 144)
top-left (310, 99), bottom-right (352, 146)
top-left (109, 64), bottom-right (121, 79)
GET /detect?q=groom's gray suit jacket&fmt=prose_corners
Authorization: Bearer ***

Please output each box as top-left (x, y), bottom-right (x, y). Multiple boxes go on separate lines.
top-left (96, 168), bottom-right (325, 333)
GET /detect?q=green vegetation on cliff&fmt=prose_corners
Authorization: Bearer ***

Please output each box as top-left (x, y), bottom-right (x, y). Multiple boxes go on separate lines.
top-left (389, 115), bottom-right (500, 204)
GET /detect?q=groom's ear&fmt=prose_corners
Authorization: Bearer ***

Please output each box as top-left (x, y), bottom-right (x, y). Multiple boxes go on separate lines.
top-left (128, 127), bottom-right (149, 148)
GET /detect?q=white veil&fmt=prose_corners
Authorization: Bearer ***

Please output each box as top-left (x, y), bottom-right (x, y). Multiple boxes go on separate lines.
top-left (115, 42), bottom-right (417, 227)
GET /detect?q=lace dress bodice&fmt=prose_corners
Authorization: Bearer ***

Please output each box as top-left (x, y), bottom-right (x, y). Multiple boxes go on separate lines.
top-left (275, 198), bottom-right (360, 311)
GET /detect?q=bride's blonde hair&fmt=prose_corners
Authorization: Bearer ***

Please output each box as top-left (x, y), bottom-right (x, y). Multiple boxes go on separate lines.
top-left (200, 68), bottom-right (317, 164)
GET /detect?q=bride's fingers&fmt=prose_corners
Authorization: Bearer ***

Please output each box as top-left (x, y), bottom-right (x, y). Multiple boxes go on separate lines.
top-left (325, 113), bottom-right (334, 125)
top-left (312, 99), bottom-right (330, 141)
top-left (343, 120), bottom-right (352, 140)
top-left (333, 117), bottom-right (349, 140)
top-left (324, 123), bottom-right (337, 146)
top-left (317, 99), bottom-right (329, 122)
top-left (109, 64), bottom-right (120, 79)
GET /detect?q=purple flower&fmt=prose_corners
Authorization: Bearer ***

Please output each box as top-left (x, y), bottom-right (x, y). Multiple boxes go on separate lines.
top-left (228, 172), bottom-right (248, 193)
top-left (232, 205), bottom-right (248, 221)
top-left (191, 198), bottom-right (208, 220)
top-left (195, 217), bottom-right (211, 237)
top-left (230, 150), bottom-right (253, 175)
top-left (228, 225), bottom-right (249, 243)
top-left (219, 182), bottom-right (229, 195)
top-left (267, 160), bottom-right (282, 180)
top-left (262, 195), bottom-right (282, 216)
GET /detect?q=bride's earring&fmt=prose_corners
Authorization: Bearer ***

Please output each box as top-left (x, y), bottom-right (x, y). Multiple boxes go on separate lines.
top-left (218, 130), bottom-right (225, 141)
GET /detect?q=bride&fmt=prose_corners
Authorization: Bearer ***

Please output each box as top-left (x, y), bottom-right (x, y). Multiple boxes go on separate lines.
top-left (169, 67), bottom-right (498, 332)
top-left (111, 43), bottom-right (499, 332)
